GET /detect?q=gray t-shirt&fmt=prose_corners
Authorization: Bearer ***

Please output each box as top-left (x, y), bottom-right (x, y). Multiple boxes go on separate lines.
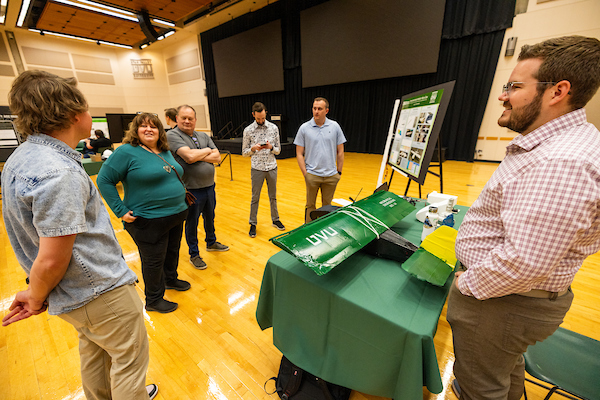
top-left (167, 126), bottom-right (217, 189)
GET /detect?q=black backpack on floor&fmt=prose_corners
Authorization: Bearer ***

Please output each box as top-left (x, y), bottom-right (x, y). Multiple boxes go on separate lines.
top-left (266, 356), bottom-right (352, 400)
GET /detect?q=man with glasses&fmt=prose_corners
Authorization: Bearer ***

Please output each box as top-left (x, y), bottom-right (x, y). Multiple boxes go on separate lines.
top-left (448, 36), bottom-right (600, 400)
top-left (167, 105), bottom-right (229, 271)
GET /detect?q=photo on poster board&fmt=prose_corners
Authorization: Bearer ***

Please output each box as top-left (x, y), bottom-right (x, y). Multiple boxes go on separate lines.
top-left (385, 81), bottom-right (455, 186)
top-left (91, 118), bottom-right (109, 139)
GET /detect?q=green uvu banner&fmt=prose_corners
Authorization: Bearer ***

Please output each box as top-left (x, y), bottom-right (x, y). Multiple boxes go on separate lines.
top-left (270, 191), bottom-right (415, 275)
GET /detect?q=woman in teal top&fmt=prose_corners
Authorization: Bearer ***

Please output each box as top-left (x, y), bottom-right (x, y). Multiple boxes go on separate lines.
top-left (98, 113), bottom-right (190, 313)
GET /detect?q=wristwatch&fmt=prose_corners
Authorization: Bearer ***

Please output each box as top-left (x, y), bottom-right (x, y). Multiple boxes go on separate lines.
top-left (338, 171), bottom-right (342, 175)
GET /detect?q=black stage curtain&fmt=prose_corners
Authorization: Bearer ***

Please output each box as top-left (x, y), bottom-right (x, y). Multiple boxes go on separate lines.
top-left (201, 0), bottom-right (516, 161)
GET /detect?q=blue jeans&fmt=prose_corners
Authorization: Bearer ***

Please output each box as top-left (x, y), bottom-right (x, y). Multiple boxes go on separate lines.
top-left (186, 185), bottom-right (217, 256)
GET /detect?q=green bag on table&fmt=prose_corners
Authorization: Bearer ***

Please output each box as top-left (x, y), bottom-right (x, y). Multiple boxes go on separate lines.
top-left (270, 191), bottom-right (415, 275)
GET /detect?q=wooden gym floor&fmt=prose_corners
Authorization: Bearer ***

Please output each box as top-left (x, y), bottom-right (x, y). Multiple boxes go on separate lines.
top-left (1, 153), bottom-right (598, 399)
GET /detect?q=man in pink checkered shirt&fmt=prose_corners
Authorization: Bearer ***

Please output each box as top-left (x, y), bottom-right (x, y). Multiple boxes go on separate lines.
top-left (447, 36), bottom-right (600, 400)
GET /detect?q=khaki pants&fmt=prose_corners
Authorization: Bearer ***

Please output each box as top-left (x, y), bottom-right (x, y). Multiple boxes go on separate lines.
top-left (59, 284), bottom-right (150, 400)
top-left (304, 172), bottom-right (341, 223)
top-left (447, 284), bottom-right (573, 400)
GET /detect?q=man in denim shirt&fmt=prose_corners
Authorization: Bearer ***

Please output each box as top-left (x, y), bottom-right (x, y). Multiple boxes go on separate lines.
top-left (2, 71), bottom-right (157, 399)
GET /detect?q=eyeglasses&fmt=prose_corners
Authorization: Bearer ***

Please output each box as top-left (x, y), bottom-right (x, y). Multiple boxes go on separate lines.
top-left (502, 81), bottom-right (556, 95)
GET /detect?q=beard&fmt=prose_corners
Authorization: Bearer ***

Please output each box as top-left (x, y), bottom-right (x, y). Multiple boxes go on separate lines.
top-left (498, 92), bottom-right (543, 134)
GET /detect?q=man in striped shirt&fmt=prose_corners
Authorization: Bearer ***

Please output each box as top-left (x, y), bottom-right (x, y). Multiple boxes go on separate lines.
top-left (448, 36), bottom-right (600, 400)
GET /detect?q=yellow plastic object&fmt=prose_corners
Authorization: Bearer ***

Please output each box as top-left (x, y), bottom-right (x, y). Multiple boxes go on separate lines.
top-left (420, 225), bottom-right (457, 268)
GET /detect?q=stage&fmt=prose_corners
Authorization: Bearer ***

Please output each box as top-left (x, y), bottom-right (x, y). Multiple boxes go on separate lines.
top-left (213, 137), bottom-right (296, 159)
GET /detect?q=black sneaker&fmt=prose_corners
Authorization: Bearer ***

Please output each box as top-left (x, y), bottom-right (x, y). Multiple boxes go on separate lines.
top-left (206, 241), bottom-right (229, 252)
top-left (273, 220), bottom-right (285, 230)
top-left (249, 224), bottom-right (257, 238)
top-left (190, 255), bottom-right (207, 270)
top-left (146, 384), bottom-right (158, 400)
top-left (165, 279), bottom-right (191, 291)
top-left (146, 299), bottom-right (178, 313)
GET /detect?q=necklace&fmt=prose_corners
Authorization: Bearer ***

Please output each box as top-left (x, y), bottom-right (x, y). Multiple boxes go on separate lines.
top-left (142, 144), bottom-right (172, 173)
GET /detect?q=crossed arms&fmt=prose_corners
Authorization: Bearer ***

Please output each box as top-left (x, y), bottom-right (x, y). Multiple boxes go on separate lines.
top-left (176, 146), bottom-right (221, 164)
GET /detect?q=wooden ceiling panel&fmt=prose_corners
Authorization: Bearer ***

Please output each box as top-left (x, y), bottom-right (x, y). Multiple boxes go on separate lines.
top-left (103, 0), bottom-right (213, 22)
top-left (30, 0), bottom-right (265, 48)
top-left (36, 3), bottom-right (146, 45)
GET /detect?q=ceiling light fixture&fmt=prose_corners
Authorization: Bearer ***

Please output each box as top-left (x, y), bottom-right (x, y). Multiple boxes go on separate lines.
top-left (75, 0), bottom-right (135, 16)
top-left (30, 28), bottom-right (131, 48)
top-left (98, 40), bottom-right (132, 49)
top-left (52, 0), bottom-right (138, 22)
top-left (17, 0), bottom-right (31, 27)
top-left (0, 0), bottom-right (7, 24)
top-left (29, 28), bottom-right (96, 43)
top-left (156, 29), bottom-right (175, 41)
top-left (152, 18), bottom-right (175, 27)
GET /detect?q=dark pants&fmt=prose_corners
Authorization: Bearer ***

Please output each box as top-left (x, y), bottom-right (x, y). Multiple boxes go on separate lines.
top-left (125, 209), bottom-right (187, 305)
top-left (82, 148), bottom-right (95, 158)
top-left (185, 185), bottom-right (217, 257)
top-left (447, 284), bottom-right (573, 400)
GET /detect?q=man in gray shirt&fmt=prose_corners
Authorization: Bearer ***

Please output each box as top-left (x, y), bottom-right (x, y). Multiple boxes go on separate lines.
top-left (242, 102), bottom-right (285, 238)
top-left (167, 105), bottom-right (229, 270)
top-left (2, 70), bottom-right (157, 399)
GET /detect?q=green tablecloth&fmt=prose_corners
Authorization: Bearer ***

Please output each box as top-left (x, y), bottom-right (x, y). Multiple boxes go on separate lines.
top-left (256, 204), bottom-right (467, 399)
top-left (81, 158), bottom-right (103, 176)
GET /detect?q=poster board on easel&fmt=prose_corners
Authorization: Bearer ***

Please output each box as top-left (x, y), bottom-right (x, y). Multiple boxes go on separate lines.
top-left (377, 81), bottom-right (455, 192)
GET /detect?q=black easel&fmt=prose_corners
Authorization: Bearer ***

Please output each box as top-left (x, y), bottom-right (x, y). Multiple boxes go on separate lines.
top-left (387, 135), bottom-right (444, 198)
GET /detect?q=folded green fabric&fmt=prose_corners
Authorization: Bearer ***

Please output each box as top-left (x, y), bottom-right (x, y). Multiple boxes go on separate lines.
top-left (402, 248), bottom-right (453, 286)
